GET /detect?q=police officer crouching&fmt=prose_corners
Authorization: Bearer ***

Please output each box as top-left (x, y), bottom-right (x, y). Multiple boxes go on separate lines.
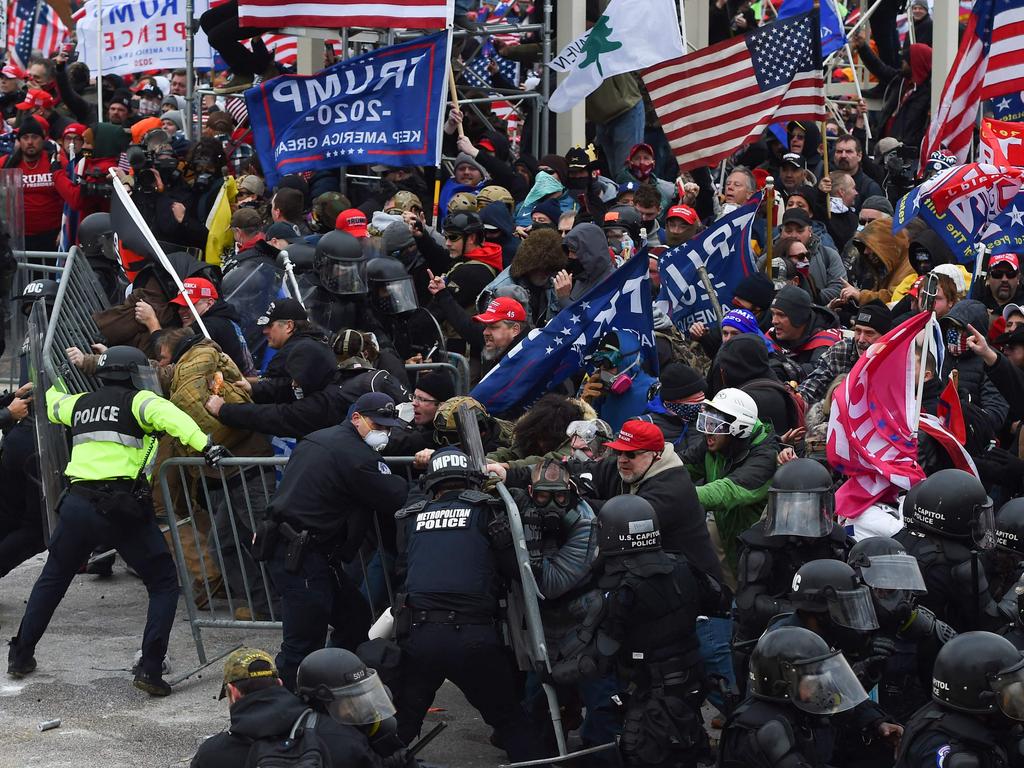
top-left (896, 631), bottom-right (1024, 768)
top-left (7, 346), bottom-right (226, 695)
top-left (258, 392), bottom-right (409, 690)
top-left (392, 447), bottom-right (549, 764)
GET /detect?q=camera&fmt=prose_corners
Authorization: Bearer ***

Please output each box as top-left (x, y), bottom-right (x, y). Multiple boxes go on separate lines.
top-left (883, 145), bottom-right (919, 199)
top-left (80, 167), bottom-right (113, 199)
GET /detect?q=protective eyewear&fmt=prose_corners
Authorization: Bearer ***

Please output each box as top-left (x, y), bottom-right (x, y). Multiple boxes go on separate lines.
top-left (531, 490), bottom-right (572, 508)
top-left (991, 656), bottom-right (1024, 721)
top-left (695, 407), bottom-right (734, 435)
top-left (444, 232), bottom-right (464, 242)
top-left (412, 394), bottom-right (438, 405)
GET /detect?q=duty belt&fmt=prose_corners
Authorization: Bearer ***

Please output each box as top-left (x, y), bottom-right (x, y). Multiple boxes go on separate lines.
top-left (70, 478), bottom-right (137, 494)
top-left (410, 609), bottom-right (495, 626)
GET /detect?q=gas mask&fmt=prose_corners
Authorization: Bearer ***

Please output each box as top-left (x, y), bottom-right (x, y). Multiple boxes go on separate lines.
top-left (629, 160), bottom-right (654, 180)
top-left (530, 489), bottom-right (571, 535)
top-left (598, 357), bottom-right (638, 395)
top-left (664, 400), bottom-right (702, 422)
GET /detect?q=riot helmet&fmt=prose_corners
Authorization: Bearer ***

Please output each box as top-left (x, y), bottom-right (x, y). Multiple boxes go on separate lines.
top-left (996, 498), bottom-right (1024, 556)
top-left (566, 418), bottom-right (614, 462)
top-left (296, 648), bottom-right (396, 726)
top-left (932, 632), bottom-right (1024, 720)
top-left (696, 388), bottom-right (758, 438)
top-left (281, 242), bottom-right (316, 273)
top-left (96, 345), bottom-right (160, 390)
top-left (749, 626), bottom-right (868, 714)
top-left (421, 446), bottom-right (483, 494)
top-left (366, 257), bottom-right (417, 315)
top-left (848, 536), bottom-right (926, 629)
top-left (790, 559), bottom-right (879, 631)
top-left (602, 205), bottom-right (642, 243)
top-left (18, 279), bottom-right (59, 317)
top-left (77, 212), bottom-right (118, 261)
top-left (447, 191), bottom-right (478, 214)
top-left (598, 495), bottom-right (661, 555)
top-left (764, 458), bottom-right (835, 538)
top-left (314, 231), bottom-right (368, 296)
top-left (907, 469), bottom-right (995, 549)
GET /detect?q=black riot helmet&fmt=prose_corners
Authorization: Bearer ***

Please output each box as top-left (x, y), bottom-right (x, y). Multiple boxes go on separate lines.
top-left (77, 212), bottom-right (118, 261)
top-left (280, 242), bottom-right (316, 274)
top-left (366, 257), bottom-right (418, 315)
top-left (598, 495), bottom-right (661, 555)
top-left (848, 536), bottom-right (927, 630)
top-left (764, 458), bottom-right (835, 538)
top-left (18, 279), bottom-right (59, 317)
top-left (421, 447), bottom-right (483, 495)
top-left (790, 559), bottom-right (879, 631)
top-left (996, 498), bottom-right (1024, 556)
top-left (314, 230), bottom-right (368, 296)
top-left (602, 204), bottom-right (642, 242)
top-left (932, 632), bottom-right (1024, 720)
top-left (907, 469), bottom-right (995, 549)
top-left (296, 648), bottom-right (396, 726)
top-left (96, 345), bottom-right (160, 390)
top-left (749, 626), bottom-right (868, 714)
top-left (443, 211), bottom-right (484, 245)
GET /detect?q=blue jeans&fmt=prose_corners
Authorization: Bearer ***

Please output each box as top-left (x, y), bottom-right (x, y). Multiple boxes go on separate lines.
top-left (696, 616), bottom-right (735, 711)
top-left (523, 671), bottom-right (621, 765)
top-left (595, 99), bottom-right (645, 179)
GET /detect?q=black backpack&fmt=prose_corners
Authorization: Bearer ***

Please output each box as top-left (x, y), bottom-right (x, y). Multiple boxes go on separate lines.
top-left (245, 709), bottom-right (332, 768)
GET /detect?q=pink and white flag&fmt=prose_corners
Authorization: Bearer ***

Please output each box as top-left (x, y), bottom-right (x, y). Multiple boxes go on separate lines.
top-left (826, 312), bottom-right (932, 519)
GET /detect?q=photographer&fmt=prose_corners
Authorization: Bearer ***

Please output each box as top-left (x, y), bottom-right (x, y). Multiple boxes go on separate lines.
top-left (54, 122), bottom-right (130, 220)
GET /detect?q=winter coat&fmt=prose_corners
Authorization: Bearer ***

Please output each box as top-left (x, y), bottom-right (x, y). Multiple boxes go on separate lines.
top-left (442, 242), bottom-right (503, 311)
top-left (92, 274), bottom-right (178, 355)
top-left (805, 235), bottom-right (848, 304)
top-left (769, 304), bottom-right (843, 377)
top-left (560, 223), bottom-right (614, 307)
top-left (479, 201), bottom-right (520, 269)
top-left (251, 331), bottom-right (336, 404)
top-left (860, 42), bottom-right (933, 148)
top-left (941, 299), bottom-right (1010, 432)
top-left (684, 419), bottom-right (778, 572)
top-left (849, 217), bottom-right (914, 304)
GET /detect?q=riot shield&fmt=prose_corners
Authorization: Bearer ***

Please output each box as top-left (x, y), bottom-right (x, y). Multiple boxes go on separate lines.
top-left (397, 307), bottom-right (447, 362)
top-left (28, 299), bottom-right (69, 541)
top-left (0, 169), bottom-right (24, 255)
top-left (221, 260), bottom-right (286, 370)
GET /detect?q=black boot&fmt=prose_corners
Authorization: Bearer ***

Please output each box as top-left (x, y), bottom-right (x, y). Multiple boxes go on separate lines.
top-left (7, 636), bottom-right (36, 679)
top-left (133, 670), bottom-right (172, 697)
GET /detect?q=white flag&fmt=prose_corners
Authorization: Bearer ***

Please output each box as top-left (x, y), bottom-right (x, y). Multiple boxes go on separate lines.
top-left (547, 0), bottom-right (683, 114)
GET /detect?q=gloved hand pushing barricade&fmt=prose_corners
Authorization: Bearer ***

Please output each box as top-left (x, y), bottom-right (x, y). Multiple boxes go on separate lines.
top-left (203, 437), bottom-right (230, 467)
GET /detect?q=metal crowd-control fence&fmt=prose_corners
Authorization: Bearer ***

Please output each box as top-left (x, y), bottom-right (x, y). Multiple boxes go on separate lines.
top-left (161, 455), bottom-right (420, 679)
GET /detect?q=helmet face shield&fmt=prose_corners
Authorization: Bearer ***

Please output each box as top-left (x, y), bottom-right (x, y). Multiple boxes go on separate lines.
top-left (992, 658), bottom-right (1024, 721)
top-left (324, 668), bottom-right (397, 726)
top-left (320, 259), bottom-right (368, 296)
top-left (826, 586), bottom-right (880, 630)
top-left (973, 500), bottom-right (996, 551)
top-left (130, 363), bottom-right (162, 392)
top-left (786, 651), bottom-right (868, 715)
top-left (765, 491), bottom-right (834, 538)
top-left (696, 407), bottom-right (734, 435)
top-left (858, 553), bottom-right (927, 592)
top-left (382, 277), bottom-right (418, 314)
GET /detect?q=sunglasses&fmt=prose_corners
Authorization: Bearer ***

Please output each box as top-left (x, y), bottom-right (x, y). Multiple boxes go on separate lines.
top-left (614, 449), bottom-right (648, 459)
top-left (444, 232), bottom-right (464, 242)
top-left (858, 218), bottom-right (875, 226)
top-left (991, 270), bottom-right (1018, 279)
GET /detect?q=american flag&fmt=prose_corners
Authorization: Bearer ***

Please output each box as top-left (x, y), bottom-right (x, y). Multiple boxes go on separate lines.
top-left (463, 43), bottom-right (520, 91)
top-left (7, 0), bottom-right (70, 68)
top-left (922, 0), bottom-right (1024, 163)
top-left (642, 11), bottom-right (826, 172)
top-left (237, 0), bottom-right (451, 30)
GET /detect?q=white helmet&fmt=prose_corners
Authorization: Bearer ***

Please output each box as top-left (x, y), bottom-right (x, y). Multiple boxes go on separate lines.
top-left (696, 388), bottom-right (758, 438)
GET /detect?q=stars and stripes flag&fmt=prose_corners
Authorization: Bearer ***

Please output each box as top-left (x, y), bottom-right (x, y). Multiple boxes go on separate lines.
top-left (643, 10), bottom-right (826, 172)
top-left (922, 0), bottom-right (1024, 163)
top-left (826, 311), bottom-right (933, 520)
top-left (238, 0), bottom-right (453, 30)
top-left (8, 0), bottom-right (69, 67)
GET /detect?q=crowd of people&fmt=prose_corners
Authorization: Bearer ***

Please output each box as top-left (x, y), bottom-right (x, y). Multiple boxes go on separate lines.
top-left (2, 0), bottom-right (1024, 766)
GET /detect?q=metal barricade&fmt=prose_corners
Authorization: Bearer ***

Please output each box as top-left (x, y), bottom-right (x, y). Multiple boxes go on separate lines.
top-left (161, 455), bottom-right (419, 675)
top-left (404, 354), bottom-right (472, 396)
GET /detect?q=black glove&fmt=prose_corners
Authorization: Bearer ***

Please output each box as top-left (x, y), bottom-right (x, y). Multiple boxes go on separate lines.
top-left (203, 437), bottom-right (228, 467)
top-left (987, 446), bottom-right (1024, 474)
top-left (852, 635), bottom-right (896, 686)
top-left (380, 748), bottom-right (416, 768)
top-left (487, 511), bottom-right (512, 550)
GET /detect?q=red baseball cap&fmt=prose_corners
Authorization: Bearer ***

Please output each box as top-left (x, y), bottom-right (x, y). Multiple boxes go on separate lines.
top-left (336, 208), bottom-right (369, 238)
top-left (473, 297), bottom-right (526, 324)
top-left (666, 205), bottom-right (698, 224)
top-left (603, 420), bottom-right (665, 453)
top-left (171, 278), bottom-right (219, 306)
top-left (990, 254), bottom-right (1020, 273)
top-left (16, 89), bottom-right (54, 111)
top-left (63, 122), bottom-right (88, 138)
top-left (1, 64), bottom-right (26, 80)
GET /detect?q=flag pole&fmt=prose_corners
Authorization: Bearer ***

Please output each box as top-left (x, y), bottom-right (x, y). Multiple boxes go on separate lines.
top-left (844, 43), bottom-right (871, 142)
top-left (96, 0), bottom-right (104, 124)
top-left (447, 57), bottom-right (465, 139)
top-left (913, 311), bottom-right (935, 431)
top-left (764, 176), bottom-right (774, 273)
top-left (822, 123), bottom-right (831, 219)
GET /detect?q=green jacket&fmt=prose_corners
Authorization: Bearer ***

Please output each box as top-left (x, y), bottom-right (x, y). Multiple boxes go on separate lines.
top-left (684, 420), bottom-right (778, 571)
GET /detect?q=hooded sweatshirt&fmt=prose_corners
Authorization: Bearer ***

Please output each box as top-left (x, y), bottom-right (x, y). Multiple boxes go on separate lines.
top-left (479, 200), bottom-right (519, 268)
top-left (561, 223), bottom-right (614, 307)
top-left (849, 217), bottom-right (914, 304)
top-left (941, 299), bottom-right (1009, 432)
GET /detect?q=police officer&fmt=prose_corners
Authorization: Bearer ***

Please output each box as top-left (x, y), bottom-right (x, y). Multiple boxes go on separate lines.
top-left (894, 469), bottom-right (1010, 632)
top-left (297, 648), bottom-right (414, 767)
top-left (896, 631), bottom-right (1024, 768)
top-left (190, 647), bottom-right (388, 767)
top-left (734, 458), bottom-right (852, 691)
top-left (7, 346), bottom-right (225, 695)
top-left (556, 494), bottom-right (717, 768)
top-left (301, 229), bottom-right (388, 337)
top-left (77, 212), bottom-right (125, 305)
top-left (391, 447), bottom-right (548, 764)
top-left (720, 626), bottom-right (870, 767)
top-left (261, 392), bottom-right (409, 690)
top-left (848, 536), bottom-right (955, 723)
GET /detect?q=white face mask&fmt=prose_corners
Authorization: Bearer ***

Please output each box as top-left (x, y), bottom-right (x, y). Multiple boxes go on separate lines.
top-left (360, 416), bottom-right (390, 451)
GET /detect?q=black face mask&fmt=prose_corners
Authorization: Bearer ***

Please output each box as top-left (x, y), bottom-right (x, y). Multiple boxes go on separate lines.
top-left (567, 176), bottom-right (588, 191)
top-left (532, 222), bottom-right (555, 231)
top-left (565, 258), bottom-right (584, 277)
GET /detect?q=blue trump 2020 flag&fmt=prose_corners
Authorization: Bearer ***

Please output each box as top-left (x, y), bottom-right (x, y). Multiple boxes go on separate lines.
top-left (777, 0), bottom-right (846, 57)
top-left (656, 194), bottom-right (761, 331)
top-left (471, 251), bottom-right (657, 415)
top-left (245, 32), bottom-right (449, 187)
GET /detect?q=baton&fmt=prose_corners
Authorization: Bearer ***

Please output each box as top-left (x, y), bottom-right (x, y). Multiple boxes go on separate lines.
top-left (408, 722), bottom-right (447, 756)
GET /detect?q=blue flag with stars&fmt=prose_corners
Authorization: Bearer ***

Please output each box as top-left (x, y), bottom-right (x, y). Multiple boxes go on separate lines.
top-left (471, 250), bottom-right (657, 415)
top-left (245, 32), bottom-right (449, 188)
top-left (777, 0), bottom-right (846, 57)
top-left (981, 190), bottom-right (1024, 256)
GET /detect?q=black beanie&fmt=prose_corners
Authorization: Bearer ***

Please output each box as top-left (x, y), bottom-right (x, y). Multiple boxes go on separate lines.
top-left (771, 285), bottom-right (813, 327)
top-left (733, 272), bottom-right (775, 311)
top-left (17, 116), bottom-right (46, 138)
top-left (416, 371), bottom-right (455, 403)
top-left (659, 363), bottom-right (705, 400)
top-left (853, 301), bottom-right (893, 335)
